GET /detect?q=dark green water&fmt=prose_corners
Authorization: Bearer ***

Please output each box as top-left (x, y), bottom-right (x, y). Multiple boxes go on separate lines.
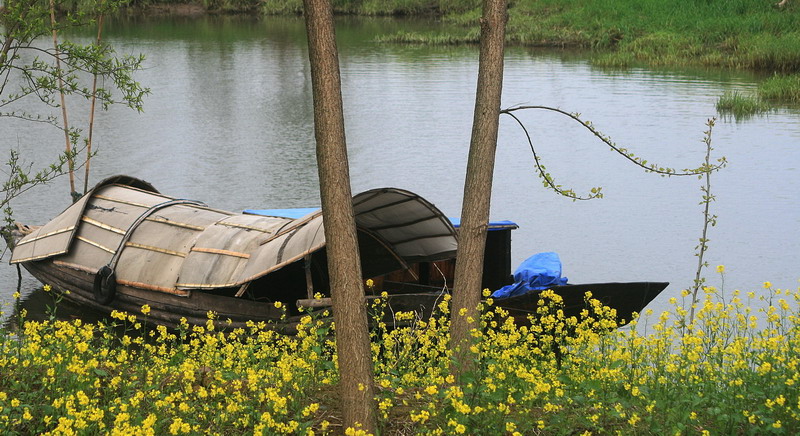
top-left (1, 15), bottom-right (798, 319)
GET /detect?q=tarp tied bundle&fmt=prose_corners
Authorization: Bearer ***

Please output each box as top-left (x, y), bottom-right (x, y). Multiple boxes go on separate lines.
top-left (492, 252), bottom-right (568, 299)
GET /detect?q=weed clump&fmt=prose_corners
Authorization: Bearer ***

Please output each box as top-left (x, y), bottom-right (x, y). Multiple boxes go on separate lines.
top-left (716, 91), bottom-right (771, 120)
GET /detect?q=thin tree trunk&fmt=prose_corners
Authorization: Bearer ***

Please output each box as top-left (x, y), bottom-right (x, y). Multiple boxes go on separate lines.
top-left (302, 0), bottom-right (377, 432)
top-left (450, 0), bottom-right (508, 380)
top-left (84, 13), bottom-right (104, 194)
top-left (49, 0), bottom-right (76, 198)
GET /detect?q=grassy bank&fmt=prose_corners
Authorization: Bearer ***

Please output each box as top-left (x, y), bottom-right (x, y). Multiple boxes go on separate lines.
top-left (129, 0), bottom-right (800, 109)
top-left (2, 278), bottom-right (799, 434)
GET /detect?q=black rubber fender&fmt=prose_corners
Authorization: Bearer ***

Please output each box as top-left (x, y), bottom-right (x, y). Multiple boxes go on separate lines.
top-left (93, 265), bottom-right (117, 305)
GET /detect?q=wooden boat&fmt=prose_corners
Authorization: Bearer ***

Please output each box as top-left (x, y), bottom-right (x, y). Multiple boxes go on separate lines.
top-left (6, 175), bottom-right (667, 332)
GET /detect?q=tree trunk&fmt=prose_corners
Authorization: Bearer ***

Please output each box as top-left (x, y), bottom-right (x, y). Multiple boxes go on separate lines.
top-left (302, 0), bottom-right (377, 432)
top-left (450, 0), bottom-right (508, 380)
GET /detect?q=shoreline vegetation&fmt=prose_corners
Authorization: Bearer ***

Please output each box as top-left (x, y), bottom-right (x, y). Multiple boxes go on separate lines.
top-left (123, 0), bottom-right (800, 116)
top-left (2, 281), bottom-right (799, 434)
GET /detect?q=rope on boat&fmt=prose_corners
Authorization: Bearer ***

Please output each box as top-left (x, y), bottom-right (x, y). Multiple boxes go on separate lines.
top-left (93, 198), bottom-right (206, 304)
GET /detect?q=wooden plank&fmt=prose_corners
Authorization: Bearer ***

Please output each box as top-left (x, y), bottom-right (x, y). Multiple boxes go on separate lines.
top-left (76, 235), bottom-right (116, 254)
top-left (144, 216), bottom-right (205, 231)
top-left (92, 193), bottom-right (151, 208)
top-left (14, 226), bottom-right (75, 246)
top-left (81, 216), bottom-right (126, 234)
top-left (52, 260), bottom-right (95, 274)
top-left (125, 242), bottom-right (187, 258)
top-left (191, 247), bottom-right (250, 259)
top-left (115, 278), bottom-right (185, 295)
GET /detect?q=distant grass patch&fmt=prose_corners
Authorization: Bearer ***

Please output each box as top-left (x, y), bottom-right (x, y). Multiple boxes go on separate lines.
top-left (716, 91), bottom-right (771, 119)
top-left (376, 29), bottom-right (479, 44)
top-left (760, 73), bottom-right (800, 103)
top-left (592, 32), bottom-right (707, 68)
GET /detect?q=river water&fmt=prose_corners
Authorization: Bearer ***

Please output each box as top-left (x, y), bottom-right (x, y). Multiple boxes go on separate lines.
top-left (1, 15), bottom-right (798, 320)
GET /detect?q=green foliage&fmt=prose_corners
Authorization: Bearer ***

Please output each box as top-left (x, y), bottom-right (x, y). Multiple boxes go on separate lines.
top-left (1, 0), bottom-right (148, 120)
top-left (0, 149), bottom-right (80, 230)
top-left (0, 0), bottom-right (148, 219)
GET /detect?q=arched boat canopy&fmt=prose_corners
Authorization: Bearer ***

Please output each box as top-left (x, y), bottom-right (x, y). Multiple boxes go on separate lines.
top-left (11, 177), bottom-right (457, 296)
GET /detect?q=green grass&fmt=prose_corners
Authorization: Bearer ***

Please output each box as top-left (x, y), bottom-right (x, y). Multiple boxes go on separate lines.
top-left (375, 29), bottom-right (479, 44)
top-left (716, 91), bottom-right (771, 120)
top-left (760, 73), bottom-right (800, 103)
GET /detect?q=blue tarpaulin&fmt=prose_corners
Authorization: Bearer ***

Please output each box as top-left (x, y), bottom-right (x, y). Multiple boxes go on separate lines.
top-left (491, 252), bottom-right (568, 299)
top-left (244, 209), bottom-right (518, 231)
top-left (243, 208), bottom-right (320, 219)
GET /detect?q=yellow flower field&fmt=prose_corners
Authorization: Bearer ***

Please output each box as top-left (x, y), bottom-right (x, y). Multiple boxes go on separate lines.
top-left (2, 279), bottom-right (799, 435)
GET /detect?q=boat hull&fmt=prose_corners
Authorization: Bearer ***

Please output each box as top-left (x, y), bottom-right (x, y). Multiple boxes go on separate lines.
top-left (20, 259), bottom-right (666, 331)
top-left (495, 281), bottom-right (669, 326)
top-left (21, 259), bottom-right (300, 332)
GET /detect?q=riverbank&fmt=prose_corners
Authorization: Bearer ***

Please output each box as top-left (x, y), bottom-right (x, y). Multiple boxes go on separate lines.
top-left (130, 0), bottom-right (800, 114)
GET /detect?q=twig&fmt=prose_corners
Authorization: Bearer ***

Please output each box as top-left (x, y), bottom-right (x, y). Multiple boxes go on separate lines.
top-left (689, 118), bottom-right (718, 324)
top-left (500, 105), bottom-right (727, 200)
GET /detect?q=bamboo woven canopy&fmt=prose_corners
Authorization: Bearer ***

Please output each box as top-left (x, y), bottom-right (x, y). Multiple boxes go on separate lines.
top-left (11, 176), bottom-right (458, 297)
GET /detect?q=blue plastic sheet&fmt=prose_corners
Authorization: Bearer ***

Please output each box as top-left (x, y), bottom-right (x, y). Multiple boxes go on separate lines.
top-left (491, 252), bottom-right (568, 299)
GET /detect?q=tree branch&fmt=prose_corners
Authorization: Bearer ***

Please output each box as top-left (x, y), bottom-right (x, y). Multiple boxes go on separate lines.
top-left (502, 104), bottom-right (727, 176)
top-left (501, 104), bottom-right (727, 201)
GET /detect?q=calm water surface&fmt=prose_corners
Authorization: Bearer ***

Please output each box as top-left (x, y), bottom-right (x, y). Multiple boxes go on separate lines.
top-left (2, 15), bottom-right (798, 319)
